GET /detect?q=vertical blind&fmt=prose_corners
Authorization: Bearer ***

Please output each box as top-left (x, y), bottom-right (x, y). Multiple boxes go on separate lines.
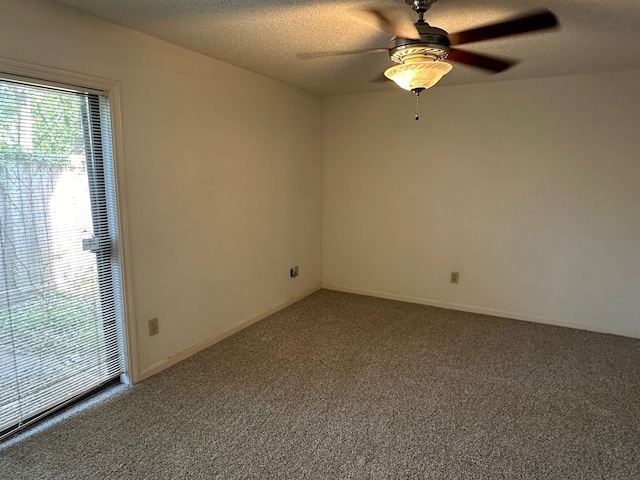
top-left (0, 76), bottom-right (124, 439)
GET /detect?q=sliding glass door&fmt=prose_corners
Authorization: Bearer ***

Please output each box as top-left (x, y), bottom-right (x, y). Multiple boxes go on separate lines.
top-left (0, 76), bottom-right (125, 439)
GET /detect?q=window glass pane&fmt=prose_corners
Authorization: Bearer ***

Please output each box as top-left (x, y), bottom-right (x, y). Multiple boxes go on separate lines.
top-left (0, 78), bottom-right (123, 438)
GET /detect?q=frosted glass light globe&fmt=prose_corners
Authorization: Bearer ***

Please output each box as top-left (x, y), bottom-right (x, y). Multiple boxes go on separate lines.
top-left (385, 60), bottom-right (452, 91)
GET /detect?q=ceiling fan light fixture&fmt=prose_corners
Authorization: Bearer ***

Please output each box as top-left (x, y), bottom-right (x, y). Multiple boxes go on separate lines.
top-left (384, 59), bottom-right (452, 91)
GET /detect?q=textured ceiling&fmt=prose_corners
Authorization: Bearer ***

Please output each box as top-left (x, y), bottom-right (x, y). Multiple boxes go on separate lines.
top-left (51, 0), bottom-right (640, 95)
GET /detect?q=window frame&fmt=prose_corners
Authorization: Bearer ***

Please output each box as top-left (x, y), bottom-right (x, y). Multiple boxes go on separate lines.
top-left (0, 57), bottom-right (138, 385)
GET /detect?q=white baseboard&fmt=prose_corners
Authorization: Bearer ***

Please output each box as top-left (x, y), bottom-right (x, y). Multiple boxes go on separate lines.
top-left (137, 284), bottom-right (322, 382)
top-left (322, 283), bottom-right (640, 340)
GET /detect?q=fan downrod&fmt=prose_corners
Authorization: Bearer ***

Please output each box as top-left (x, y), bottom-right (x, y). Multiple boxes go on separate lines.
top-left (406, 0), bottom-right (438, 22)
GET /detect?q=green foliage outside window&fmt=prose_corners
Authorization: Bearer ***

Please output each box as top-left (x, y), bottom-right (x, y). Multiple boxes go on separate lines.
top-left (0, 82), bottom-right (84, 168)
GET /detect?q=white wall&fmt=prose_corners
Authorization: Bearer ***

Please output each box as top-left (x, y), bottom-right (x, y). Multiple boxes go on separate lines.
top-left (324, 70), bottom-right (640, 338)
top-left (0, 0), bottom-right (323, 379)
top-left (2, 1), bottom-right (638, 383)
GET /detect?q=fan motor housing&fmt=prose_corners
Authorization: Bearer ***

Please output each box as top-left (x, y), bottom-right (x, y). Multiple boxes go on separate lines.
top-left (389, 23), bottom-right (450, 63)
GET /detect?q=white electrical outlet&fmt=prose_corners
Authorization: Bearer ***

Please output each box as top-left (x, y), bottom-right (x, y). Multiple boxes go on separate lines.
top-left (290, 265), bottom-right (299, 278)
top-left (148, 318), bottom-right (159, 336)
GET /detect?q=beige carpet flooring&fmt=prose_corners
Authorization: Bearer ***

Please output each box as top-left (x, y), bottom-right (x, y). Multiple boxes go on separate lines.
top-left (1, 289), bottom-right (639, 479)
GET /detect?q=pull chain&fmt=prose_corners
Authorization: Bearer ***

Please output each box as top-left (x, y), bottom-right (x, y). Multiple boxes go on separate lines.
top-left (412, 88), bottom-right (425, 121)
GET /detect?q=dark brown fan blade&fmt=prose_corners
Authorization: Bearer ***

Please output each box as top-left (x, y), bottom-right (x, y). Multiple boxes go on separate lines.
top-left (449, 9), bottom-right (558, 46)
top-left (447, 48), bottom-right (518, 73)
top-left (296, 48), bottom-right (388, 60)
top-left (365, 7), bottom-right (419, 39)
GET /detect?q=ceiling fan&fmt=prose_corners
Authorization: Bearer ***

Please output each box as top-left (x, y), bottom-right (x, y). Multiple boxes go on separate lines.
top-left (298, 0), bottom-right (559, 116)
